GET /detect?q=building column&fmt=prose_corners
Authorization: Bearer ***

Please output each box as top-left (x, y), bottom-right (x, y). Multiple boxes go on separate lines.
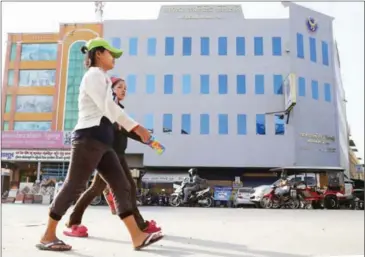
top-left (36, 161), bottom-right (41, 183)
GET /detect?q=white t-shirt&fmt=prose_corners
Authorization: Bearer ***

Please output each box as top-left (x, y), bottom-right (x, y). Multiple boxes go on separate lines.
top-left (74, 67), bottom-right (138, 132)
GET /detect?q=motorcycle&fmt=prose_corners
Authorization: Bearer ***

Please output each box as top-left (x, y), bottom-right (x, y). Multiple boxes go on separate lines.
top-left (261, 185), bottom-right (300, 209)
top-left (158, 189), bottom-right (169, 206)
top-left (169, 177), bottom-right (213, 207)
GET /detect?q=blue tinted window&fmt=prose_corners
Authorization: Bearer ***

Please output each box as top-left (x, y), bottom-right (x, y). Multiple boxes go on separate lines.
top-left (273, 74), bottom-right (283, 95)
top-left (218, 37), bottom-right (227, 56)
top-left (236, 75), bottom-right (246, 94)
top-left (165, 37), bottom-right (174, 56)
top-left (236, 37), bottom-right (245, 56)
top-left (164, 74), bottom-right (173, 94)
top-left (309, 37), bottom-right (317, 63)
top-left (255, 74), bottom-right (265, 95)
top-left (10, 43), bottom-right (17, 61)
top-left (298, 77), bottom-right (306, 97)
top-left (218, 114), bottom-right (228, 135)
top-left (256, 114), bottom-right (266, 135)
top-left (147, 38), bottom-right (156, 56)
top-left (275, 114), bottom-right (285, 135)
top-left (254, 37), bottom-right (264, 56)
top-left (129, 37), bottom-right (138, 56)
top-left (296, 33), bottom-right (304, 59)
top-left (321, 41), bottom-right (329, 66)
top-left (324, 83), bottom-right (331, 102)
top-left (218, 74), bottom-right (228, 94)
top-left (111, 38), bottom-right (121, 49)
top-left (183, 37), bottom-right (192, 56)
top-left (126, 74), bottom-right (136, 94)
top-left (201, 37), bottom-right (210, 56)
top-left (181, 114), bottom-right (191, 134)
top-left (311, 80), bottom-right (319, 100)
top-left (182, 74), bottom-right (191, 94)
top-left (200, 75), bottom-right (209, 94)
top-left (146, 75), bottom-right (155, 94)
top-left (163, 114), bottom-right (173, 133)
top-left (200, 114), bottom-right (210, 135)
top-left (272, 37), bottom-right (282, 56)
top-left (21, 44), bottom-right (57, 61)
top-left (144, 114), bottom-right (154, 133)
top-left (237, 114), bottom-right (247, 135)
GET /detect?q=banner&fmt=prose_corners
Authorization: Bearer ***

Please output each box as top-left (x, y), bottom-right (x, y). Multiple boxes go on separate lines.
top-left (1, 131), bottom-right (72, 149)
top-left (213, 186), bottom-right (232, 201)
top-left (1, 150), bottom-right (71, 162)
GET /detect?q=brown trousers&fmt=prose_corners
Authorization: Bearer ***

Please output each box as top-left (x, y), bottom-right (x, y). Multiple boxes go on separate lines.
top-left (50, 138), bottom-right (134, 221)
top-left (66, 155), bottom-right (147, 230)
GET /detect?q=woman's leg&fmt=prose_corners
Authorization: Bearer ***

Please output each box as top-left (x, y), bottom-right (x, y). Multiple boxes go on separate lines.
top-left (66, 173), bottom-right (107, 228)
top-left (118, 155), bottom-right (148, 231)
top-left (97, 150), bottom-right (162, 248)
top-left (38, 139), bottom-right (106, 251)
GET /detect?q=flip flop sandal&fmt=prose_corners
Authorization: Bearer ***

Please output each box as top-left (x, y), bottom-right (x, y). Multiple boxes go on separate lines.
top-left (36, 240), bottom-right (72, 251)
top-left (63, 225), bottom-right (88, 237)
top-left (134, 232), bottom-right (164, 251)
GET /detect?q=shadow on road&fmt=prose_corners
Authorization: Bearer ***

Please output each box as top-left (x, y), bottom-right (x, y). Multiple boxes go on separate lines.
top-left (87, 234), bottom-right (308, 257)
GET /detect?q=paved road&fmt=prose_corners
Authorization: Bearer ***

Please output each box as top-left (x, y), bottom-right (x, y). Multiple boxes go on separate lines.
top-left (1, 204), bottom-right (364, 257)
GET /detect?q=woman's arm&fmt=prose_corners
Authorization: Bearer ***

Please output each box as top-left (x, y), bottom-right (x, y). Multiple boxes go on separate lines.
top-left (84, 69), bottom-right (138, 132)
top-left (113, 123), bottom-right (144, 143)
top-left (120, 127), bottom-right (145, 144)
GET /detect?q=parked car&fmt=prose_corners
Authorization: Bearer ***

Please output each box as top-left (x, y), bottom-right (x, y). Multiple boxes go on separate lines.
top-left (233, 187), bottom-right (255, 208)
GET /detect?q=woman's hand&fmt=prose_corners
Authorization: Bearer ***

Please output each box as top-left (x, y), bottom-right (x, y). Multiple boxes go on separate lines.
top-left (133, 125), bottom-right (151, 143)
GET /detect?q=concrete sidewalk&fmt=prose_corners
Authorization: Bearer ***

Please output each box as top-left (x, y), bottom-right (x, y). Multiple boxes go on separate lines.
top-left (2, 204), bottom-right (364, 257)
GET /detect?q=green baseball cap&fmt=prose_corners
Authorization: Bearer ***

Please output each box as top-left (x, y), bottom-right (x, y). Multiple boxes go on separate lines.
top-left (85, 37), bottom-right (123, 58)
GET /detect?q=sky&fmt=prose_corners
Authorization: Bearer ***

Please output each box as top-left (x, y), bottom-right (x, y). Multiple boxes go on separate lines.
top-left (2, 2), bottom-right (364, 161)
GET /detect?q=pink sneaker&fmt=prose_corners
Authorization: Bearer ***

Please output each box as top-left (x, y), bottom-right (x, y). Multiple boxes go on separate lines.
top-left (144, 221), bottom-right (161, 233)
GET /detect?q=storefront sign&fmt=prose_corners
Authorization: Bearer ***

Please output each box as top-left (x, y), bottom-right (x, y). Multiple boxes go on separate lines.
top-left (1, 150), bottom-right (71, 162)
top-left (142, 173), bottom-right (186, 183)
top-left (162, 5), bottom-right (241, 13)
top-left (160, 5), bottom-right (242, 20)
top-left (1, 131), bottom-right (72, 149)
top-left (299, 133), bottom-right (336, 144)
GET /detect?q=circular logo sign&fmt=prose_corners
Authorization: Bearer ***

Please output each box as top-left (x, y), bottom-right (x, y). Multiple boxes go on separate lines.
top-left (306, 17), bottom-right (318, 32)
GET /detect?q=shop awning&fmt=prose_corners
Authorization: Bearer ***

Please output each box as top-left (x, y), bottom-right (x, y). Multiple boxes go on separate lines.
top-left (142, 172), bottom-right (187, 184)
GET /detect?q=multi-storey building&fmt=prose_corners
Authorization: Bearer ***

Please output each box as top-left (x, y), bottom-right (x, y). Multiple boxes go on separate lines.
top-left (102, 3), bottom-right (351, 183)
top-left (1, 23), bottom-right (103, 184)
top-left (1, 3), bottom-right (360, 186)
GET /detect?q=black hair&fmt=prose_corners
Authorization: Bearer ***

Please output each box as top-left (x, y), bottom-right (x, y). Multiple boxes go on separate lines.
top-left (80, 46), bottom-right (106, 68)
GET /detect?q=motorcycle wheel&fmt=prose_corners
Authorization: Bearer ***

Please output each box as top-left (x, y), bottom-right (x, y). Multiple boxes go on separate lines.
top-left (202, 197), bottom-right (213, 208)
top-left (91, 195), bottom-right (102, 206)
top-left (261, 197), bottom-right (272, 209)
top-left (169, 195), bottom-right (182, 207)
top-left (289, 199), bottom-right (300, 209)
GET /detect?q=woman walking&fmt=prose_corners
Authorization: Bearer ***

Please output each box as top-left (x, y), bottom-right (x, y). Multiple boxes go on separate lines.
top-left (36, 38), bottom-right (163, 251)
top-left (64, 77), bottom-right (161, 237)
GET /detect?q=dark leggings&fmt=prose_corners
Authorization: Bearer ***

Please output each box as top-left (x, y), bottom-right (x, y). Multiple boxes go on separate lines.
top-left (66, 155), bottom-right (147, 230)
top-left (50, 138), bottom-right (133, 221)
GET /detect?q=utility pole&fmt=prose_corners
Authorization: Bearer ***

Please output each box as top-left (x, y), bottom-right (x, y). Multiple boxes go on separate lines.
top-left (95, 1), bottom-right (105, 22)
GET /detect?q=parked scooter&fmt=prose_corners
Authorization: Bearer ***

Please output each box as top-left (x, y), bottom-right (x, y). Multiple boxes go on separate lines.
top-left (261, 185), bottom-right (300, 209)
top-left (158, 189), bottom-right (169, 206)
